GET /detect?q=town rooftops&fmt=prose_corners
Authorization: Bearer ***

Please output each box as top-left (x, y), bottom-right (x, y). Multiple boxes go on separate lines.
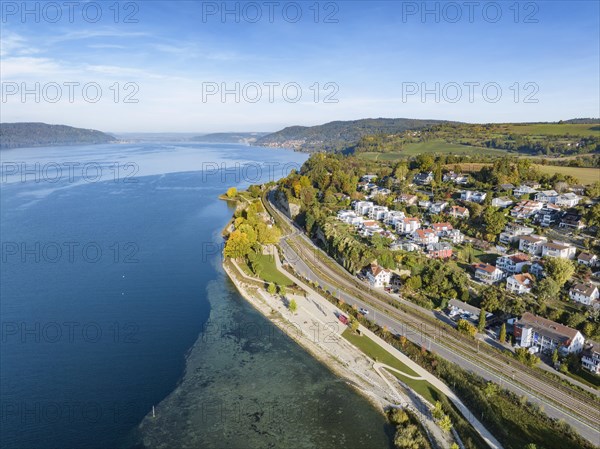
top-left (511, 273), bottom-right (535, 286)
top-left (571, 283), bottom-right (598, 297)
top-left (544, 242), bottom-right (571, 250)
top-left (517, 312), bottom-right (579, 343)
top-left (473, 263), bottom-right (497, 273)
top-left (578, 252), bottom-right (596, 262)
top-left (520, 235), bottom-right (546, 243)
top-left (450, 206), bottom-right (469, 214)
top-left (508, 253), bottom-right (530, 263)
top-left (370, 262), bottom-right (389, 276)
top-left (448, 298), bottom-right (481, 316)
top-left (415, 229), bottom-right (435, 237)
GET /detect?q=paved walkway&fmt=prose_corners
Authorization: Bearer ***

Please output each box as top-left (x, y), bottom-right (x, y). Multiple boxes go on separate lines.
top-left (270, 245), bottom-right (504, 449)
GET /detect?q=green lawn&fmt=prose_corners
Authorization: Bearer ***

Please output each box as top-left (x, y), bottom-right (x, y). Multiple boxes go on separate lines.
top-left (502, 123), bottom-right (599, 137)
top-left (342, 329), bottom-right (442, 404)
top-left (251, 254), bottom-right (294, 286)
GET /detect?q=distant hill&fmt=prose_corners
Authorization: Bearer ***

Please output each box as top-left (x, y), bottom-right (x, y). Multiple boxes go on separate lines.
top-left (0, 123), bottom-right (116, 149)
top-left (255, 118), bottom-right (459, 152)
top-left (191, 132), bottom-right (269, 144)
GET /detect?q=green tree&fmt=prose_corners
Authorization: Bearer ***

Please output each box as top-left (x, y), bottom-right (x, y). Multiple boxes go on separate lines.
top-left (544, 258), bottom-right (575, 287)
top-left (552, 348), bottom-right (559, 365)
top-left (278, 285), bottom-right (287, 296)
top-left (483, 207), bottom-right (507, 241)
top-left (438, 415), bottom-right (453, 432)
top-left (267, 283), bottom-right (276, 295)
top-left (349, 317), bottom-right (359, 333)
top-left (432, 401), bottom-right (444, 420)
top-left (226, 186), bottom-right (237, 198)
top-left (498, 323), bottom-right (507, 343)
top-left (224, 230), bottom-right (251, 259)
top-left (457, 319), bottom-right (477, 338)
top-left (478, 309), bottom-right (487, 332)
top-left (535, 278), bottom-right (560, 302)
top-left (289, 298), bottom-right (297, 313)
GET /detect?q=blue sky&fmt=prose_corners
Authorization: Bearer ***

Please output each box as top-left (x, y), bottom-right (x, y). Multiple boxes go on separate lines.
top-left (1, 1), bottom-right (598, 132)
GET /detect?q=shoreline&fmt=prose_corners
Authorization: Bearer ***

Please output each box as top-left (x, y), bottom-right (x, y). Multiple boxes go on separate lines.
top-left (221, 259), bottom-right (395, 415)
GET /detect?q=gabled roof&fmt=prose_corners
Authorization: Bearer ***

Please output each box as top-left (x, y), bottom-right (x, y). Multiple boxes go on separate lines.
top-left (517, 312), bottom-right (580, 343)
top-left (571, 283), bottom-right (599, 297)
top-left (473, 263), bottom-right (498, 274)
top-left (509, 273), bottom-right (535, 286)
top-left (578, 252), bottom-right (597, 262)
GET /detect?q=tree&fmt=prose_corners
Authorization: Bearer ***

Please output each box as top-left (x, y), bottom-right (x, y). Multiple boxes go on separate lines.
top-left (524, 444), bottom-right (537, 449)
top-left (552, 348), bottom-right (559, 365)
top-left (267, 283), bottom-right (276, 295)
top-left (535, 278), bottom-right (560, 302)
top-left (226, 187), bottom-right (237, 198)
top-left (484, 381), bottom-right (499, 397)
top-left (483, 207), bottom-right (507, 241)
top-left (499, 323), bottom-right (507, 343)
top-left (457, 319), bottom-right (477, 338)
top-left (478, 309), bottom-right (487, 332)
top-left (432, 401), bottom-right (444, 420)
top-left (544, 258), bottom-right (575, 287)
top-left (349, 317), bottom-right (359, 333)
top-left (289, 298), bottom-right (297, 313)
top-left (438, 415), bottom-right (453, 432)
top-left (224, 230), bottom-right (251, 259)
top-left (278, 285), bottom-right (287, 296)
top-left (451, 444), bottom-right (460, 449)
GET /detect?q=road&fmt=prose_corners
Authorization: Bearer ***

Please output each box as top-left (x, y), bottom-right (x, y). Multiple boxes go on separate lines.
top-left (265, 192), bottom-right (600, 446)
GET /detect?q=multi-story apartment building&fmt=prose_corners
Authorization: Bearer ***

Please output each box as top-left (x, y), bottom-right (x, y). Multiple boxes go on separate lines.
top-left (519, 235), bottom-right (548, 256)
top-left (514, 312), bottom-right (585, 355)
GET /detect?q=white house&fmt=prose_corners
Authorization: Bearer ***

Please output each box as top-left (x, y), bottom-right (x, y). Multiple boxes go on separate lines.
top-left (535, 190), bottom-right (559, 204)
top-left (384, 211), bottom-right (406, 227)
top-left (367, 262), bottom-right (391, 288)
top-left (499, 224), bottom-right (534, 245)
top-left (369, 205), bottom-right (389, 221)
top-left (397, 217), bottom-right (421, 234)
top-left (430, 201), bottom-right (449, 214)
top-left (515, 312), bottom-right (585, 355)
top-left (519, 235), bottom-right (548, 256)
top-left (412, 228), bottom-right (439, 245)
top-left (492, 197), bottom-right (514, 208)
top-left (541, 241), bottom-right (576, 260)
top-left (578, 252), bottom-right (599, 267)
top-left (396, 194), bottom-right (418, 206)
top-left (511, 201), bottom-right (543, 219)
top-left (354, 201), bottom-right (374, 216)
top-left (513, 185), bottom-right (539, 197)
top-left (461, 190), bottom-right (486, 203)
top-left (506, 273), bottom-right (535, 295)
top-left (414, 172), bottom-right (434, 185)
top-left (449, 206), bottom-right (470, 219)
top-left (447, 229), bottom-right (464, 244)
top-left (432, 222), bottom-right (453, 236)
top-left (569, 283), bottom-right (600, 306)
top-left (581, 342), bottom-right (600, 374)
top-left (555, 192), bottom-right (580, 208)
top-left (473, 263), bottom-right (504, 284)
top-left (496, 253), bottom-right (530, 275)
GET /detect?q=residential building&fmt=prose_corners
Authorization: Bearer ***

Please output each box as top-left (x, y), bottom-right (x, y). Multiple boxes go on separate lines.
top-left (412, 228), bottom-right (439, 245)
top-left (430, 201), bottom-right (448, 214)
top-left (581, 342), bottom-right (600, 374)
top-left (447, 299), bottom-right (488, 323)
top-left (446, 229), bottom-right (464, 244)
top-left (368, 205), bottom-right (389, 221)
top-left (396, 194), bottom-right (418, 206)
top-left (530, 261), bottom-right (545, 278)
top-left (514, 312), bottom-right (585, 355)
top-left (449, 206), bottom-right (470, 219)
top-left (426, 242), bottom-right (453, 259)
top-left (414, 172), bottom-right (434, 186)
top-left (535, 190), bottom-right (559, 204)
top-left (519, 235), bottom-right (547, 256)
top-left (559, 213), bottom-right (585, 230)
top-left (396, 217), bottom-right (421, 234)
top-left (432, 222), bottom-right (453, 236)
top-left (536, 203), bottom-right (562, 227)
top-left (367, 262), bottom-right (391, 288)
top-left (578, 252), bottom-right (599, 267)
top-left (513, 185), bottom-right (539, 197)
top-left (492, 197), bottom-right (513, 208)
top-left (461, 190), bottom-right (486, 203)
top-left (569, 283), bottom-right (600, 306)
top-left (336, 210), bottom-right (364, 226)
top-left (354, 201), bottom-right (374, 216)
top-left (555, 193), bottom-right (580, 208)
top-left (473, 263), bottom-right (504, 284)
top-left (360, 220), bottom-right (382, 237)
top-left (498, 183), bottom-right (515, 192)
top-left (443, 172), bottom-right (469, 185)
top-left (418, 200), bottom-right (432, 209)
top-left (506, 273), bottom-right (535, 295)
top-left (511, 200), bottom-right (543, 219)
top-left (390, 241), bottom-right (420, 252)
top-left (499, 223), bottom-right (534, 245)
top-left (368, 187), bottom-right (391, 198)
top-left (496, 253), bottom-right (530, 275)
top-left (361, 174), bottom-right (378, 182)
top-left (541, 241), bottom-right (576, 260)
top-left (384, 211), bottom-right (406, 227)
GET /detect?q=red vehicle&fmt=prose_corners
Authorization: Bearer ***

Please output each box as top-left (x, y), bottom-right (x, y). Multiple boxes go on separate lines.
top-left (337, 313), bottom-right (349, 325)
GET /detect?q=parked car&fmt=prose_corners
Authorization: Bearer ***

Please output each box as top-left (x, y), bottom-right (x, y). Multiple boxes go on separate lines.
top-left (359, 308), bottom-right (369, 315)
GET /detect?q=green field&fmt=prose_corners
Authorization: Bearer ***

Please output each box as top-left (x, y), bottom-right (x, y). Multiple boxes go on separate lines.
top-left (501, 123), bottom-right (599, 137)
top-left (358, 139), bottom-right (507, 161)
top-left (342, 329), bottom-right (441, 404)
top-left (251, 254), bottom-right (294, 286)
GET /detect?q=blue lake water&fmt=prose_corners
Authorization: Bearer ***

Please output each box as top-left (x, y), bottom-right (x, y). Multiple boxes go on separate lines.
top-left (0, 143), bottom-right (393, 449)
